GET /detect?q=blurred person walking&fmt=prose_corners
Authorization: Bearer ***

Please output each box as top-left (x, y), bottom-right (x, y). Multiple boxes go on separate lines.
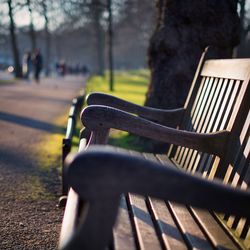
top-left (33, 49), bottom-right (43, 83)
top-left (22, 51), bottom-right (32, 81)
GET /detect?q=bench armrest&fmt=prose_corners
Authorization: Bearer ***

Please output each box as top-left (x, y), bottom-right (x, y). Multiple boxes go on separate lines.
top-left (82, 105), bottom-right (229, 157)
top-left (61, 146), bottom-right (250, 250)
top-left (87, 92), bottom-right (185, 127)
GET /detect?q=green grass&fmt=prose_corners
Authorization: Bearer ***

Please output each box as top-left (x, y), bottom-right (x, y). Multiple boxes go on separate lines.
top-left (86, 69), bottom-right (150, 105)
top-left (84, 69), bottom-right (150, 151)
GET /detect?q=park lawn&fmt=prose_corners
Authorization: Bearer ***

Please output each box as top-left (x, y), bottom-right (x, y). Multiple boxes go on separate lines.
top-left (86, 69), bottom-right (150, 105)
top-left (81, 69), bottom-right (150, 151)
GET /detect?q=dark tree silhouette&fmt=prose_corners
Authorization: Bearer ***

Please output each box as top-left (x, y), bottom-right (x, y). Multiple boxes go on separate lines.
top-left (41, 0), bottom-right (51, 76)
top-left (92, 0), bottom-right (105, 76)
top-left (7, 0), bottom-right (22, 78)
top-left (26, 0), bottom-right (36, 51)
top-left (145, 0), bottom-right (240, 109)
top-left (107, 0), bottom-right (114, 91)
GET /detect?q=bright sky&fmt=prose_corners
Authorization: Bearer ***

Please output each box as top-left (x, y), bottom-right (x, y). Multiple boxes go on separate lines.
top-left (1, 0), bottom-right (250, 29)
top-left (14, 9), bottom-right (45, 29)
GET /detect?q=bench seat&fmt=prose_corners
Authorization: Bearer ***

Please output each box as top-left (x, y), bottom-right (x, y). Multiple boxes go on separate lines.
top-left (113, 148), bottom-right (246, 250)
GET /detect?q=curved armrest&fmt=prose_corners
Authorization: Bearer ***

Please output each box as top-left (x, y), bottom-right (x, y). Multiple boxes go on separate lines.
top-left (81, 105), bottom-right (229, 157)
top-left (62, 146), bottom-right (250, 250)
top-left (87, 92), bottom-right (185, 127)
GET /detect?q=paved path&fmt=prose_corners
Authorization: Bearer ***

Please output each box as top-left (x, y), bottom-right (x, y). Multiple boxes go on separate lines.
top-left (0, 76), bottom-right (85, 249)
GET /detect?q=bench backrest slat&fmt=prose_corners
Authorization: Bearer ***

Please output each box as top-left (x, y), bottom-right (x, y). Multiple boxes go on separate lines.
top-left (167, 58), bottom-right (250, 247)
top-left (222, 113), bottom-right (250, 247)
top-left (201, 59), bottom-right (250, 80)
top-left (168, 59), bottom-right (250, 178)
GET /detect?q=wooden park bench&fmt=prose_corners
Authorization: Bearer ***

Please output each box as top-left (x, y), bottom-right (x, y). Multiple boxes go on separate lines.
top-left (59, 53), bottom-right (250, 250)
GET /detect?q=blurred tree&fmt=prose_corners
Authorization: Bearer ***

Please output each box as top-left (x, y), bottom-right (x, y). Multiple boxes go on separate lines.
top-left (145, 0), bottom-right (241, 109)
top-left (107, 0), bottom-right (114, 91)
top-left (7, 0), bottom-right (22, 78)
top-left (41, 0), bottom-right (51, 76)
top-left (92, 0), bottom-right (105, 76)
top-left (26, 0), bottom-right (36, 51)
top-left (60, 0), bottom-right (106, 75)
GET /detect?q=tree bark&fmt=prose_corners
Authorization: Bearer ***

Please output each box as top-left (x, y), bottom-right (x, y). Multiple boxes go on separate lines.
top-left (8, 0), bottom-right (22, 78)
top-left (42, 0), bottom-right (51, 77)
top-left (145, 0), bottom-right (240, 109)
top-left (92, 0), bottom-right (105, 76)
top-left (27, 0), bottom-right (36, 51)
top-left (107, 0), bottom-right (114, 91)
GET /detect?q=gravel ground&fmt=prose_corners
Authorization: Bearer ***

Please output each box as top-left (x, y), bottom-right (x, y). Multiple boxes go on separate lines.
top-left (0, 76), bottom-right (85, 249)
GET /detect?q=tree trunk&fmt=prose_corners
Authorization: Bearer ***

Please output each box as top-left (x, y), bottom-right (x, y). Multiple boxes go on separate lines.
top-left (145, 0), bottom-right (240, 109)
top-left (92, 0), bottom-right (105, 76)
top-left (107, 0), bottom-right (114, 91)
top-left (43, 0), bottom-right (50, 77)
top-left (8, 0), bottom-right (22, 78)
top-left (27, 0), bottom-right (36, 51)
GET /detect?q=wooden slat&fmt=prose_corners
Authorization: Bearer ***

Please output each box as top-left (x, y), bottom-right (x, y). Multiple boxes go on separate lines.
top-left (147, 198), bottom-right (188, 250)
top-left (190, 77), bottom-right (213, 131)
top-left (156, 155), bottom-right (214, 249)
top-left (157, 153), bottom-right (244, 250)
top-left (174, 77), bottom-right (209, 163)
top-left (184, 78), bottom-right (219, 171)
top-left (178, 77), bottom-right (215, 168)
top-left (219, 80), bottom-right (241, 130)
top-left (225, 111), bottom-right (250, 184)
top-left (206, 78), bottom-right (228, 133)
top-left (213, 79), bottom-right (234, 132)
top-left (196, 77), bottom-right (218, 132)
top-left (231, 153), bottom-right (250, 236)
top-left (127, 150), bottom-right (162, 250)
top-left (190, 208), bottom-right (240, 250)
top-left (193, 79), bottom-right (239, 176)
top-left (168, 203), bottom-right (213, 250)
top-left (127, 193), bottom-right (162, 250)
top-left (199, 77), bottom-right (221, 133)
top-left (227, 78), bottom-right (249, 132)
top-left (243, 229), bottom-right (250, 249)
top-left (113, 195), bottom-right (137, 250)
top-left (201, 59), bottom-right (250, 80)
top-left (144, 153), bottom-right (187, 250)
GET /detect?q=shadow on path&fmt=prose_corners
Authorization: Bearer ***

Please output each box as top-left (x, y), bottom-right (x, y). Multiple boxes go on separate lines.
top-left (0, 148), bottom-right (60, 198)
top-left (0, 111), bottom-right (64, 134)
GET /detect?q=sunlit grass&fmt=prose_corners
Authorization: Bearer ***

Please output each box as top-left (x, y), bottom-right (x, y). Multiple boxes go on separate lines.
top-left (86, 69), bottom-right (150, 105)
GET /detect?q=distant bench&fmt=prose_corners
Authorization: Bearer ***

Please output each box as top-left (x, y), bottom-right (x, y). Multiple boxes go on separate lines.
top-left (60, 94), bottom-right (84, 201)
top-left (59, 52), bottom-right (250, 250)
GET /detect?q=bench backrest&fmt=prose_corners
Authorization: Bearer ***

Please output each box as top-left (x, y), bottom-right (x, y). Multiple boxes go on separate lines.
top-left (222, 111), bottom-right (250, 248)
top-left (168, 58), bottom-right (250, 248)
top-left (168, 59), bottom-right (249, 175)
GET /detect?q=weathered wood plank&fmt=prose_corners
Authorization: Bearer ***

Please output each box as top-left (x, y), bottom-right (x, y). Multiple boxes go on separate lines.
top-left (190, 208), bottom-right (240, 250)
top-left (169, 203), bottom-right (213, 250)
top-left (127, 150), bottom-right (162, 250)
top-left (144, 153), bottom-right (188, 249)
top-left (113, 195), bottom-right (137, 250)
top-left (174, 76), bottom-right (208, 163)
top-left (201, 59), bottom-right (250, 80)
top-left (128, 193), bottom-right (162, 250)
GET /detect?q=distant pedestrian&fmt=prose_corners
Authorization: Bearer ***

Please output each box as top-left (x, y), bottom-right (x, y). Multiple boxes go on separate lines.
top-left (59, 60), bottom-right (66, 77)
top-left (33, 49), bottom-right (43, 83)
top-left (22, 51), bottom-right (32, 81)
